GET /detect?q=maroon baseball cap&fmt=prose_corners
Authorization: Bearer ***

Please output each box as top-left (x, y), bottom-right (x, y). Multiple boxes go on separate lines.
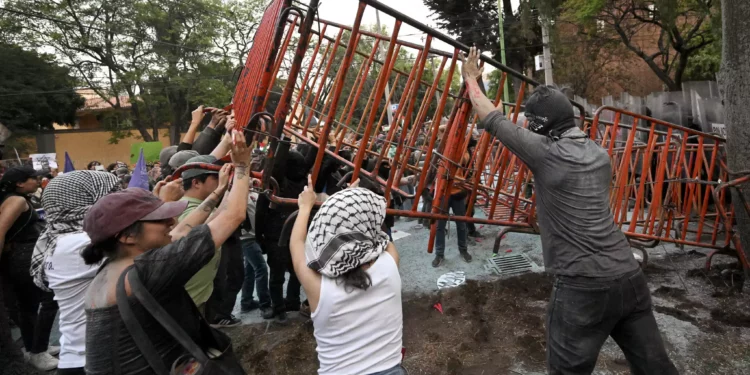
top-left (83, 188), bottom-right (188, 246)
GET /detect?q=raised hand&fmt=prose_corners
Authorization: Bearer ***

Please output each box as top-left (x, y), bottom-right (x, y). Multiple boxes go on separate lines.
top-left (298, 174), bottom-right (317, 211)
top-left (217, 163), bottom-right (233, 193)
top-left (230, 130), bottom-right (251, 167)
top-left (460, 46), bottom-right (484, 82)
top-left (191, 105), bottom-right (206, 125)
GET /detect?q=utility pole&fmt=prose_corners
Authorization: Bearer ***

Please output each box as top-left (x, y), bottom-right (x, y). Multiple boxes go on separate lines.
top-left (376, 10), bottom-right (394, 126)
top-left (541, 18), bottom-right (554, 85)
top-left (497, 0), bottom-right (510, 104)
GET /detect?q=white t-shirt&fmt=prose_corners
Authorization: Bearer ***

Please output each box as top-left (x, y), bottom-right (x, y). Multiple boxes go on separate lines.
top-left (46, 232), bottom-right (99, 369)
top-left (311, 252), bottom-right (403, 375)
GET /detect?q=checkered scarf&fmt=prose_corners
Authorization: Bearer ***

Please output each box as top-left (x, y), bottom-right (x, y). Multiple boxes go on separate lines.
top-left (31, 171), bottom-right (120, 291)
top-left (305, 188), bottom-right (390, 278)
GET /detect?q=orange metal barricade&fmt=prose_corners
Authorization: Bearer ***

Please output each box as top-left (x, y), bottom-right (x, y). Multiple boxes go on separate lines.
top-left (229, 0), bottom-right (746, 272)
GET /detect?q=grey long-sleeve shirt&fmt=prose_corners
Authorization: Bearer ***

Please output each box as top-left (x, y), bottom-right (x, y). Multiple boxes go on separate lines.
top-left (480, 111), bottom-right (638, 277)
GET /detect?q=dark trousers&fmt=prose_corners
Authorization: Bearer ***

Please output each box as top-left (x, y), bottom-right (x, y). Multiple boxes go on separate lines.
top-left (0, 242), bottom-right (58, 353)
top-left (418, 188), bottom-right (432, 226)
top-left (547, 268), bottom-right (678, 375)
top-left (265, 241), bottom-right (301, 313)
top-left (241, 239), bottom-right (271, 309)
top-left (435, 194), bottom-right (468, 257)
top-left (206, 232), bottom-right (244, 321)
top-left (466, 204), bottom-right (476, 234)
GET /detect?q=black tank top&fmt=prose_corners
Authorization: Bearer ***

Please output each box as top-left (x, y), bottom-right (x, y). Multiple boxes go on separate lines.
top-left (4, 194), bottom-right (42, 245)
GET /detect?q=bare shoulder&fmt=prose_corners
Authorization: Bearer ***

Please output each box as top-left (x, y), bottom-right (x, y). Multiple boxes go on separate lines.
top-left (0, 195), bottom-right (27, 210)
top-left (85, 265), bottom-right (120, 309)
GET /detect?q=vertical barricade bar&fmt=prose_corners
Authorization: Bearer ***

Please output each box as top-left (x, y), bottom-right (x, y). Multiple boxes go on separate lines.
top-left (410, 51), bottom-right (458, 212)
top-left (395, 56), bottom-right (448, 187)
top-left (489, 82), bottom-right (526, 218)
top-left (311, 1), bottom-right (366, 185)
top-left (375, 50), bottom-right (422, 173)
top-left (384, 36), bottom-right (433, 204)
top-left (290, 24), bottom-right (328, 124)
top-left (262, 16), bottom-right (298, 110)
top-left (335, 38), bottom-right (382, 153)
top-left (263, 1), bottom-right (319, 189)
top-left (351, 20), bottom-right (403, 182)
top-left (302, 29), bottom-right (343, 136)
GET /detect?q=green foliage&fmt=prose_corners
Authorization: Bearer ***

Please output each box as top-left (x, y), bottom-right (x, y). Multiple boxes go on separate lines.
top-left (561, 0), bottom-right (720, 91)
top-left (564, 0), bottom-right (606, 21)
top-left (2, 0), bottom-right (265, 144)
top-left (0, 43), bottom-right (84, 131)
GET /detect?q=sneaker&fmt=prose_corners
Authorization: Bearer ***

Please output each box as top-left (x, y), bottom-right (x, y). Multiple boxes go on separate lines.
top-left (240, 300), bottom-right (260, 313)
top-left (276, 311), bottom-right (288, 324)
top-left (459, 250), bottom-right (473, 263)
top-left (468, 230), bottom-right (484, 238)
top-left (210, 316), bottom-right (241, 329)
top-left (412, 224), bottom-right (424, 230)
top-left (261, 306), bottom-right (274, 320)
top-left (47, 345), bottom-right (60, 356)
top-left (432, 255), bottom-right (444, 268)
top-left (300, 300), bottom-right (311, 318)
top-left (27, 352), bottom-right (58, 371)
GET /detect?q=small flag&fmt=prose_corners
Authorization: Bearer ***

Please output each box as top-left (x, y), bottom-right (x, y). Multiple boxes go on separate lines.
top-left (63, 152), bottom-right (75, 173)
top-left (433, 302), bottom-right (443, 314)
top-left (128, 148), bottom-right (149, 190)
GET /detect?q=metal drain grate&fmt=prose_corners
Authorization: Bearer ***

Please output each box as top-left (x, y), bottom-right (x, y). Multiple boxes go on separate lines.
top-left (485, 254), bottom-right (538, 275)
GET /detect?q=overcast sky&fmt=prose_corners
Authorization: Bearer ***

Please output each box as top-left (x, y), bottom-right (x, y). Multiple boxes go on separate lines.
top-left (314, 0), bottom-right (520, 55)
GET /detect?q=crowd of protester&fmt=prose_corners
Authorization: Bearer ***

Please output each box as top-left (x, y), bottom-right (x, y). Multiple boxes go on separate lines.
top-left (0, 48), bottom-right (678, 375)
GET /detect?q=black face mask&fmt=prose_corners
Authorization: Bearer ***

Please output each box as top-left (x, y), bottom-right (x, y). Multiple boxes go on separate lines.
top-left (525, 86), bottom-right (577, 138)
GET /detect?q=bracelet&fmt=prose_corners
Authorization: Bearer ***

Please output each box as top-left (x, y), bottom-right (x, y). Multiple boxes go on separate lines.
top-left (211, 191), bottom-right (221, 197)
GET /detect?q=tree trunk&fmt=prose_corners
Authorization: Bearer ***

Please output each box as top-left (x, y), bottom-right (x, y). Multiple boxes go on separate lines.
top-left (718, 0), bottom-right (750, 279)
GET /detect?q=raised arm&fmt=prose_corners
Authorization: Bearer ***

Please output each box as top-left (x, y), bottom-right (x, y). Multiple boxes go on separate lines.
top-left (460, 47), bottom-right (503, 123)
top-left (181, 106), bottom-right (205, 148)
top-left (290, 175), bottom-right (322, 311)
top-left (169, 164), bottom-right (232, 241)
top-left (205, 131), bottom-right (251, 249)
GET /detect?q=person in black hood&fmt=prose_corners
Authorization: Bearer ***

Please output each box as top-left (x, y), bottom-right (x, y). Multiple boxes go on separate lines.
top-left (255, 146), bottom-right (308, 322)
top-left (461, 47), bottom-right (676, 375)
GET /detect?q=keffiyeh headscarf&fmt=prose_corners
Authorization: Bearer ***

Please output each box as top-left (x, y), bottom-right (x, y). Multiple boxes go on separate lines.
top-left (306, 188), bottom-right (390, 278)
top-left (31, 171), bottom-right (121, 290)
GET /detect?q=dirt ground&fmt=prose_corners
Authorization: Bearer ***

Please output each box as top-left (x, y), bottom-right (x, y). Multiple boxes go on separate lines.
top-left (229, 249), bottom-right (750, 375)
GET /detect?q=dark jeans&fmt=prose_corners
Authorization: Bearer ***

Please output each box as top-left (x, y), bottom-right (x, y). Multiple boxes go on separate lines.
top-left (466, 204), bottom-right (476, 234)
top-left (0, 242), bottom-right (58, 353)
top-left (369, 364), bottom-right (407, 375)
top-left (265, 241), bottom-right (301, 313)
top-left (435, 194), bottom-right (468, 257)
top-left (206, 232), bottom-right (244, 321)
top-left (547, 268), bottom-right (678, 375)
top-left (241, 238), bottom-right (271, 309)
top-left (418, 188), bottom-right (432, 226)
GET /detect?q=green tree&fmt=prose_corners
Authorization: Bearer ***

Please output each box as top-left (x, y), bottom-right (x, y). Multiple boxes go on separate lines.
top-left (563, 0), bottom-right (720, 91)
top-left (0, 43), bottom-right (84, 131)
top-left (2, 0), bottom-right (264, 144)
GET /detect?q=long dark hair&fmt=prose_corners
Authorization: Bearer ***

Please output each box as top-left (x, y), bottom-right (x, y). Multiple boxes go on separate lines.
top-left (80, 221), bottom-right (144, 265)
top-left (336, 267), bottom-right (373, 292)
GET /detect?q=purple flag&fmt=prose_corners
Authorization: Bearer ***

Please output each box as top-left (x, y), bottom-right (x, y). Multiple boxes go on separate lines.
top-left (128, 148), bottom-right (149, 190)
top-left (64, 152), bottom-right (75, 173)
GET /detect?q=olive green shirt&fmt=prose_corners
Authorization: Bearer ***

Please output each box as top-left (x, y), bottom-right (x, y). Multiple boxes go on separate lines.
top-left (179, 196), bottom-right (221, 306)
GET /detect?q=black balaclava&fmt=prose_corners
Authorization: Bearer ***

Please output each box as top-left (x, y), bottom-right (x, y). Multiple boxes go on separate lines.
top-left (285, 149), bottom-right (308, 182)
top-left (525, 86), bottom-right (577, 138)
